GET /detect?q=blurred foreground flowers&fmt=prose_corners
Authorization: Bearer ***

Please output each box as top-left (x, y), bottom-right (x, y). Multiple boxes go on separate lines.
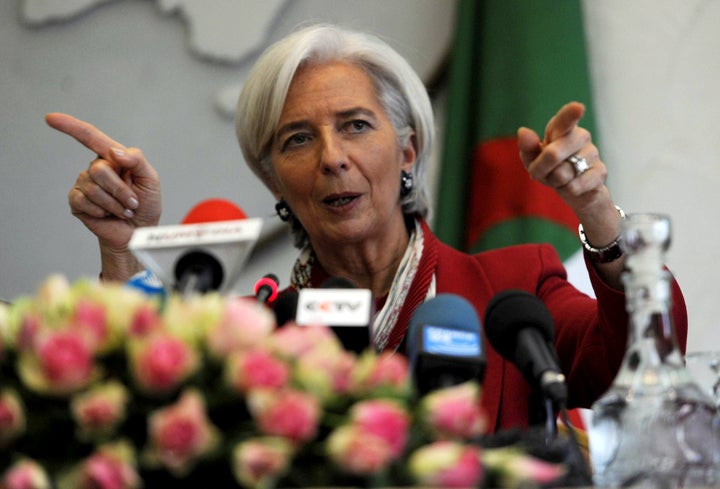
top-left (0, 275), bottom-right (568, 488)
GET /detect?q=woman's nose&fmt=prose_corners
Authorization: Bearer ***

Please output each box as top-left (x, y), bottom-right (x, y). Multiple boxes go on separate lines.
top-left (319, 132), bottom-right (349, 174)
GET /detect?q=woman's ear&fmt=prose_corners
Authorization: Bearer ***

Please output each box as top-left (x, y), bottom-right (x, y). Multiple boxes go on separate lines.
top-left (401, 131), bottom-right (418, 173)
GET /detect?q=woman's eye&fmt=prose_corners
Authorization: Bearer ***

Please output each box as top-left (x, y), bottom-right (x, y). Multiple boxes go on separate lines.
top-left (346, 120), bottom-right (370, 133)
top-left (283, 133), bottom-right (310, 149)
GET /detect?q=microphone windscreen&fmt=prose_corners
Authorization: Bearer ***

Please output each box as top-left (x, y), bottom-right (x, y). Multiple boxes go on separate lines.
top-left (181, 198), bottom-right (247, 224)
top-left (409, 294), bottom-right (480, 333)
top-left (407, 294), bottom-right (481, 359)
top-left (483, 289), bottom-right (555, 360)
top-left (273, 291), bottom-right (298, 327)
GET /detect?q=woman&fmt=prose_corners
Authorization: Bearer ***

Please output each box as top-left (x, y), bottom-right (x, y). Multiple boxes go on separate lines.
top-left (47, 24), bottom-right (687, 431)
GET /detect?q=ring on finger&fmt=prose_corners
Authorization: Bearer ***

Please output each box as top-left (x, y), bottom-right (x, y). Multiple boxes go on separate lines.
top-left (567, 154), bottom-right (590, 177)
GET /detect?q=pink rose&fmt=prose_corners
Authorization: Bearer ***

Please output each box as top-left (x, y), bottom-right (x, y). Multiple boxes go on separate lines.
top-left (19, 329), bottom-right (95, 394)
top-left (206, 297), bottom-right (276, 359)
top-left (483, 447), bottom-right (567, 487)
top-left (79, 449), bottom-right (141, 489)
top-left (70, 298), bottom-right (109, 351)
top-left (248, 389), bottom-right (321, 444)
top-left (16, 314), bottom-right (41, 352)
top-left (326, 425), bottom-right (394, 475)
top-left (71, 381), bottom-right (129, 440)
top-left (130, 333), bottom-right (198, 394)
top-left (225, 348), bottom-right (290, 394)
top-left (0, 459), bottom-right (51, 489)
top-left (232, 437), bottom-right (293, 488)
top-left (420, 381), bottom-right (487, 439)
top-left (128, 303), bottom-right (162, 338)
top-left (269, 324), bottom-right (341, 360)
top-left (294, 346), bottom-right (356, 401)
top-left (146, 390), bottom-right (219, 476)
top-left (408, 441), bottom-right (483, 488)
top-left (350, 399), bottom-right (410, 458)
top-left (0, 389), bottom-right (25, 446)
top-left (352, 351), bottom-right (410, 396)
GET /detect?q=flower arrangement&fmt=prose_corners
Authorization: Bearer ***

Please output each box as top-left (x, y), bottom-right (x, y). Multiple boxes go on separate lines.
top-left (0, 275), bottom-right (569, 489)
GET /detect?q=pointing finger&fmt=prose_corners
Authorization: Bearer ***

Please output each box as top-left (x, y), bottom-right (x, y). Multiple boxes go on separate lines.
top-left (45, 112), bottom-right (126, 160)
top-left (543, 101), bottom-right (585, 144)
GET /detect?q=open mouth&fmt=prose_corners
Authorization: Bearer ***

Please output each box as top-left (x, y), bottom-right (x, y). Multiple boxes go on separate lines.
top-left (323, 194), bottom-right (359, 208)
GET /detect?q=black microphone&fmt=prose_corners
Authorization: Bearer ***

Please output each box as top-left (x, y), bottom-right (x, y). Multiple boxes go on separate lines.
top-left (254, 273), bottom-right (279, 304)
top-left (273, 290), bottom-right (298, 327)
top-left (484, 289), bottom-right (567, 404)
top-left (407, 294), bottom-right (485, 396)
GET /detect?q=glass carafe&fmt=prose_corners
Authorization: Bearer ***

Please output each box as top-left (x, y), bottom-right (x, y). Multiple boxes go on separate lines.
top-left (589, 213), bottom-right (720, 488)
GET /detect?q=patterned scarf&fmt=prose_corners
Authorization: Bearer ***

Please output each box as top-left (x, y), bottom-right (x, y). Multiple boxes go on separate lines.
top-left (289, 217), bottom-right (438, 351)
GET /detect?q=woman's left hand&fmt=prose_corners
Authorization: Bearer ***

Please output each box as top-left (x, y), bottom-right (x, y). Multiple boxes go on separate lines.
top-left (517, 101), bottom-right (624, 287)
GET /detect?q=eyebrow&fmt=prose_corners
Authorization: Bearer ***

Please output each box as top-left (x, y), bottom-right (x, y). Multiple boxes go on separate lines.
top-left (275, 107), bottom-right (379, 140)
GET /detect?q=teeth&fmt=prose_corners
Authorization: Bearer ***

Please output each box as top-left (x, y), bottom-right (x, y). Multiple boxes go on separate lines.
top-left (328, 196), bottom-right (353, 207)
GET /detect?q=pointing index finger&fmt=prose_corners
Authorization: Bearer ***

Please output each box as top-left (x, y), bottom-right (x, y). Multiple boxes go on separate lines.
top-left (543, 101), bottom-right (585, 144)
top-left (45, 112), bottom-right (126, 159)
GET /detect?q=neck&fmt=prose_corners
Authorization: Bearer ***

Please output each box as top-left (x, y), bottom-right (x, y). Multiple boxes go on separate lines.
top-left (311, 218), bottom-right (412, 298)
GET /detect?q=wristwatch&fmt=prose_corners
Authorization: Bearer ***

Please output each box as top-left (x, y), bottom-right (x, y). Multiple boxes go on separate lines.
top-left (578, 205), bottom-right (626, 264)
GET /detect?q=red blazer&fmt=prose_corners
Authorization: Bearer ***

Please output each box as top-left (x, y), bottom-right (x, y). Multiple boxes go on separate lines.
top-left (427, 231), bottom-right (687, 432)
top-left (278, 220), bottom-right (688, 432)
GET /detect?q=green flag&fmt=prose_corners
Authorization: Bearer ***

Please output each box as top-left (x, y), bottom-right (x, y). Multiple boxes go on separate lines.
top-left (435, 0), bottom-right (596, 261)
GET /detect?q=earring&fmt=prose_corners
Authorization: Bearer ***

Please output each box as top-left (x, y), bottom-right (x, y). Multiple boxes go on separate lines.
top-left (275, 200), bottom-right (293, 222)
top-left (400, 170), bottom-right (414, 199)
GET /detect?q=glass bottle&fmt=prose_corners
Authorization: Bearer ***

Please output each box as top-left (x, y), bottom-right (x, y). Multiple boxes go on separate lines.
top-left (589, 213), bottom-right (720, 488)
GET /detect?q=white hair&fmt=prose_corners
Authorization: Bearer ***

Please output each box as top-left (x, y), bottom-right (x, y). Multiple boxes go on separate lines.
top-left (235, 24), bottom-right (435, 246)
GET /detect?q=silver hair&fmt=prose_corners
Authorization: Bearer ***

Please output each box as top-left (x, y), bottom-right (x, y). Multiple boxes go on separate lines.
top-left (236, 24), bottom-right (435, 247)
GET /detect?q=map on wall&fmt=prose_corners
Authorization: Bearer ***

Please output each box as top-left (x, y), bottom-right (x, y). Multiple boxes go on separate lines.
top-left (22, 0), bottom-right (285, 63)
top-left (21, 0), bottom-right (285, 117)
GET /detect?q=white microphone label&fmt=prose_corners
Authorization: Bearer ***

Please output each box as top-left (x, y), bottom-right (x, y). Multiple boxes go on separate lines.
top-left (296, 288), bottom-right (372, 326)
top-left (423, 325), bottom-right (481, 357)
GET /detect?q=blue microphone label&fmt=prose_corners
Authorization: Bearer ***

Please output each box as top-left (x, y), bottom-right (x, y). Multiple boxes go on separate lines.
top-left (423, 326), bottom-right (480, 357)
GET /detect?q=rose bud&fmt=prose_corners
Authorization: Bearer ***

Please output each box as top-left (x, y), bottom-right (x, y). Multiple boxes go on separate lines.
top-left (18, 329), bottom-right (96, 395)
top-left (269, 323), bottom-right (342, 360)
top-left (247, 388), bottom-right (321, 444)
top-left (351, 350), bottom-right (410, 397)
top-left (70, 298), bottom-right (110, 353)
top-left (129, 332), bottom-right (199, 394)
top-left (293, 346), bottom-right (356, 402)
top-left (349, 399), bottom-right (410, 458)
top-left (0, 389), bottom-right (25, 446)
top-left (206, 297), bottom-right (276, 360)
top-left (162, 293), bottom-right (224, 344)
top-left (408, 441), bottom-right (483, 488)
top-left (483, 447), bottom-right (567, 488)
top-left (419, 381), bottom-right (488, 439)
top-left (128, 302), bottom-right (163, 338)
top-left (71, 380), bottom-right (129, 441)
top-left (224, 347), bottom-right (291, 395)
top-left (146, 389), bottom-right (220, 476)
top-left (0, 458), bottom-right (51, 489)
top-left (78, 442), bottom-right (141, 489)
top-left (326, 425), bottom-right (394, 476)
top-left (232, 437), bottom-right (294, 488)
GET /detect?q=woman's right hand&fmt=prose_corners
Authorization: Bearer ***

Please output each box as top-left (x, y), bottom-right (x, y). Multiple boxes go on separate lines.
top-left (46, 113), bottom-right (162, 282)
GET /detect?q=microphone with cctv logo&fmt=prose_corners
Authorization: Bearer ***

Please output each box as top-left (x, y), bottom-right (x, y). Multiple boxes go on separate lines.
top-left (128, 198), bottom-right (262, 296)
top-left (407, 294), bottom-right (485, 396)
top-left (294, 277), bottom-right (373, 353)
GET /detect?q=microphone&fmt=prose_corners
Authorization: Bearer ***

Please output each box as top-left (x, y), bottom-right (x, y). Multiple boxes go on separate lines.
top-left (128, 198), bottom-right (262, 295)
top-left (294, 277), bottom-right (373, 353)
top-left (407, 294), bottom-right (485, 396)
top-left (483, 289), bottom-right (567, 404)
top-left (272, 290), bottom-right (298, 327)
top-left (254, 273), bottom-right (279, 304)
top-left (484, 289), bottom-right (592, 485)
